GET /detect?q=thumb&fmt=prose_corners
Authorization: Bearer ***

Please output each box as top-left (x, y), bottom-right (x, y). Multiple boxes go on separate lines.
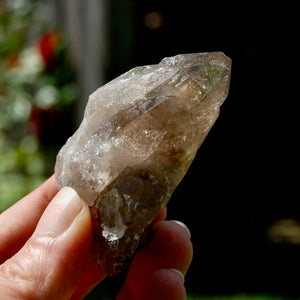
top-left (0, 187), bottom-right (93, 300)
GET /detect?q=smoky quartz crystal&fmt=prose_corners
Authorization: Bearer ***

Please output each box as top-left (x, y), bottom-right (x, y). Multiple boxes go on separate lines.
top-left (55, 52), bottom-right (232, 275)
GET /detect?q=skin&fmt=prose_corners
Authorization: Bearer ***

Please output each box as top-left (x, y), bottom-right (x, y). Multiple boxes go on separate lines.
top-left (0, 175), bottom-right (193, 299)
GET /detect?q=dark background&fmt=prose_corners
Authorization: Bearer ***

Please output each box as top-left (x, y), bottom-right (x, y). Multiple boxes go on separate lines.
top-left (105, 1), bottom-right (300, 298)
top-left (85, 1), bottom-right (300, 298)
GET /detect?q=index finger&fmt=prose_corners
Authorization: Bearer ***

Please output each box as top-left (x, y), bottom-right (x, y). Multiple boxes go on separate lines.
top-left (0, 175), bottom-right (59, 263)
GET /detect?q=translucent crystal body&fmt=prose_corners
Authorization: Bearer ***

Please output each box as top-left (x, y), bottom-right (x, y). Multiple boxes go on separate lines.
top-left (55, 52), bottom-right (231, 275)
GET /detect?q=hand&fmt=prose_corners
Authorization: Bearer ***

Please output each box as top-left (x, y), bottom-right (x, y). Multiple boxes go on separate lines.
top-left (0, 175), bottom-right (193, 299)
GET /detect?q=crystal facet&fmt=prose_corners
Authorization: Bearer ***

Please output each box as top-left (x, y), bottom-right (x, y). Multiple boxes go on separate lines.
top-left (55, 52), bottom-right (231, 275)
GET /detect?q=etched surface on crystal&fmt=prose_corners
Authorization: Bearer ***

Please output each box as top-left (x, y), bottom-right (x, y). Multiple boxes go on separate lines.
top-left (55, 52), bottom-right (231, 275)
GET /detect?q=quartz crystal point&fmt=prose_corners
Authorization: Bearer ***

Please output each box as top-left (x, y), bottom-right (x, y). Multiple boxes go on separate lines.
top-left (55, 52), bottom-right (231, 275)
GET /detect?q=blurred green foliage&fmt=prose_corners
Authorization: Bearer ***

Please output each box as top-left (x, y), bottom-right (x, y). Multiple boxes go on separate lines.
top-left (0, 0), bottom-right (77, 212)
top-left (0, 133), bottom-right (46, 211)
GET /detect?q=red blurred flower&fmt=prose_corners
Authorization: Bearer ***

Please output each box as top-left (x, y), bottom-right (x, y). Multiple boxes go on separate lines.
top-left (38, 31), bottom-right (60, 70)
top-left (29, 106), bottom-right (58, 140)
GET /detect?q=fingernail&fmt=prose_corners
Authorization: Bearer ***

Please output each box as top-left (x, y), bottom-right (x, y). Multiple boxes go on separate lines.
top-left (169, 269), bottom-right (185, 284)
top-left (35, 187), bottom-right (83, 237)
top-left (171, 220), bottom-right (191, 239)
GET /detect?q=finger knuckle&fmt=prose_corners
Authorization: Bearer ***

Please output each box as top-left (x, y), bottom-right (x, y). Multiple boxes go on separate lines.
top-left (0, 237), bottom-right (55, 299)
